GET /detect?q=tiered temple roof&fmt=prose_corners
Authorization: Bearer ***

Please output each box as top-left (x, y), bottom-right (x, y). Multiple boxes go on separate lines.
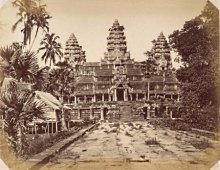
top-left (148, 32), bottom-right (172, 71)
top-left (64, 33), bottom-right (86, 66)
top-left (102, 19), bottom-right (131, 63)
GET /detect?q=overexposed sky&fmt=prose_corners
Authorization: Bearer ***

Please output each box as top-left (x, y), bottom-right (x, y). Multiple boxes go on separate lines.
top-left (0, 0), bottom-right (208, 68)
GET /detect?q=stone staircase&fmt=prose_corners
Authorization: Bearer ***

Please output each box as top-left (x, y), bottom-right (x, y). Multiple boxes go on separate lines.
top-left (118, 102), bottom-right (132, 122)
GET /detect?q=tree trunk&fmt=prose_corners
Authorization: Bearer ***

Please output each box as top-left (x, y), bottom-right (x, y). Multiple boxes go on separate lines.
top-left (60, 96), bottom-right (67, 131)
top-left (16, 122), bottom-right (24, 156)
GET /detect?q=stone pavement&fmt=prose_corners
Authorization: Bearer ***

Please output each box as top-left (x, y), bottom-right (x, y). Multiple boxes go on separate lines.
top-left (53, 122), bottom-right (210, 164)
top-left (27, 123), bottom-right (99, 170)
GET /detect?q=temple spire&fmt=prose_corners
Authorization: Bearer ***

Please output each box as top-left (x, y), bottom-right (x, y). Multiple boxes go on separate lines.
top-left (146, 32), bottom-right (172, 71)
top-left (103, 19), bottom-right (130, 63)
top-left (64, 33), bottom-right (86, 66)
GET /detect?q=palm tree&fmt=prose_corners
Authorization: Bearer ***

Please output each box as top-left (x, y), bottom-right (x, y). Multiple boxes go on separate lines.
top-left (12, 0), bottom-right (51, 46)
top-left (12, 0), bottom-right (37, 45)
top-left (32, 66), bottom-right (50, 91)
top-left (38, 33), bottom-right (63, 66)
top-left (0, 79), bottom-right (48, 157)
top-left (0, 43), bottom-right (39, 83)
top-left (30, 3), bottom-right (51, 49)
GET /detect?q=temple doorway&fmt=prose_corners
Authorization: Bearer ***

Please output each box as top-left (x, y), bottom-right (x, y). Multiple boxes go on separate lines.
top-left (117, 88), bottom-right (124, 101)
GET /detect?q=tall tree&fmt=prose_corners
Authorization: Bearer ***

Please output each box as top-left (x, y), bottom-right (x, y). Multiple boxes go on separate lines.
top-left (45, 61), bottom-right (75, 130)
top-left (169, 1), bottom-right (219, 107)
top-left (38, 33), bottom-right (63, 66)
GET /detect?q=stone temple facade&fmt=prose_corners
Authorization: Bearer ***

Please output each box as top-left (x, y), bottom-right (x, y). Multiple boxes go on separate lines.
top-left (64, 19), bottom-right (181, 122)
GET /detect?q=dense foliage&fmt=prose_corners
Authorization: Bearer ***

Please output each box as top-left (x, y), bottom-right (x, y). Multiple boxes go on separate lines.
top-left (169, 1), bottom-right (219, 108)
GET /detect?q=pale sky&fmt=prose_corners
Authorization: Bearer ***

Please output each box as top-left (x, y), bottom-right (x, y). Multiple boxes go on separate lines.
top-left (0, 0), bottom-right (209, 68)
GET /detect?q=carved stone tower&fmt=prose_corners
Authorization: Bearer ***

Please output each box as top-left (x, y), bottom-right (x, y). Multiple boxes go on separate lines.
top-left (147, 32), bottom-right (172, 71)
top-left (64, 33), bottom-right (86, 67)
top-left (102, 19), bottom-right (131, 64)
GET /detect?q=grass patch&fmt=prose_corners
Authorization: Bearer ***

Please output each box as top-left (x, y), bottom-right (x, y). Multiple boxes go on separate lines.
top-left (190, 138), bottom-right (211, 150)
top-left (25, 129), bottom-right (78, 158)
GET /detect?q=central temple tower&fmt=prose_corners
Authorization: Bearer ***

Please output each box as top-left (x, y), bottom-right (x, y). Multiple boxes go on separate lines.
top-left (102, 19), bottom-right (132, 65)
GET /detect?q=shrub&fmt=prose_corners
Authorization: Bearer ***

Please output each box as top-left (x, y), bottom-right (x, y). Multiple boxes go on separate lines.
top-left (164, 132), bottom-right (168, 136)
top-left (145, 138), bottom-right (159, 145)
top-left (127, 122), bottom-right (134, 127)
top-left (175, 134), bottom-right (182, 140)
top-left (110, 128), bottom-right (117, 133)
top-left (112, 122), bottom-right (120, 128)
top-left (125, 131), bottom-right (133, 137)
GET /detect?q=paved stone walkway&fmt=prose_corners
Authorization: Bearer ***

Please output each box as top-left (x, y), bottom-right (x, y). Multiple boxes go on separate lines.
top-left (28, 123), bottom-right (99, 170)
top-left (52, 122), bottom-right (209, 163)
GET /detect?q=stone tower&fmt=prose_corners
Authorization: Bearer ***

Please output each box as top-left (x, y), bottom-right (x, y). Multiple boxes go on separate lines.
top-left (64, 33), bottom-right (86, 66)
top-left (147, 32), bottom-right (172, 71)
top-left (102, 19), bottom-right (131, 64)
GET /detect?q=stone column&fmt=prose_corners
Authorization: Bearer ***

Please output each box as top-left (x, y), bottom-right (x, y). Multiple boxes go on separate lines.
top-left (94, 94), bottom-right (96, 102)
top-left (74, 96), bottom-right (77, 104)
top-left (90, 107), bottom-right (93, 119)
top-left (147, 106), bottom-right (151, 119)
top-left (84, 96), bottom-right (86, 103)
top-left (108, 94), bottom-right (111, 101)
top-left (177, 95), bottom-right (180, 102)
top-left (77, 108), bottom-right (81, 119)
top-left (114, 89), bottom-right (117, 101)
top-left (136, 93), bottom-right (138, 101)
top-left (170, 110), bottom-right (173, 119)
top-left (102, 94), bottom-right (104, 102)
top-left (100, 107), bottom-right (104, 121)
top-left (130, 94), bottom-right (133, 101)
top-left (124, 89), bottom-right (128, 101)
top-left (166, 106), bottom-right (169, 116)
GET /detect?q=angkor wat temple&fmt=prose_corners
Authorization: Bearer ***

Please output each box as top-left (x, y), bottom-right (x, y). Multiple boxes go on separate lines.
top-left (64, 19), bottom-right (181, 121)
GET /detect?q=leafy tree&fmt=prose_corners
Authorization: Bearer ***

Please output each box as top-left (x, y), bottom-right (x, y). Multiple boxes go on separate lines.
top-left (38, 33), bottom-right (63, 66)
top-left (169, 1), bottom-right (219, 108)
top-left (45, 61), bottom-right (75, 130)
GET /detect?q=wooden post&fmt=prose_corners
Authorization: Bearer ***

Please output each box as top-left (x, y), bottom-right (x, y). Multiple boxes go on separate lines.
top-left (34, 122), bottom-right (37, 134)
top-left (52, 121), bottom-right (54, 134)
top-left (47, 122), bottom-right (49, 134)
top-left (56, 121), bottom-right (58, 133)
top-left (100, 107), bottom-right (104, 121)
top-left (78, 108), bottom-right (81, 119)
top-left (147, 106), bottom-right (151, 119)
top-left (147, 78), bottom-right (150, 100)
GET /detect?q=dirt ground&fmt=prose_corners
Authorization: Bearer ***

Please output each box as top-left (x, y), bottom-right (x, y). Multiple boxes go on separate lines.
top-left (1, 122), bottom-right (220, 170)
